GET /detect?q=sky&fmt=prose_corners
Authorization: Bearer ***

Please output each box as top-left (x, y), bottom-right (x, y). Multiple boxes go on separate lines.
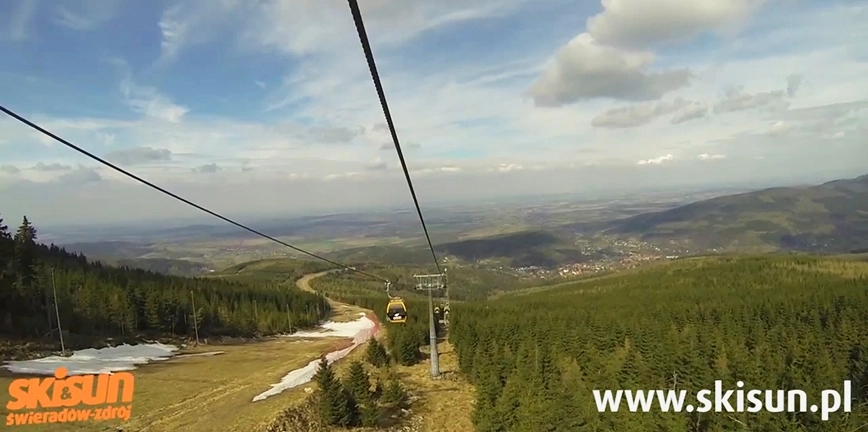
top-left (0, 0), bottom-right (866, 226)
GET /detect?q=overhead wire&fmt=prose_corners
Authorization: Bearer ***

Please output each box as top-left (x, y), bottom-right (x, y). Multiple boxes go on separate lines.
top-left (0, 104), bottom-right (393, 285)
top-left (346, 0), bottom-right (444, 276)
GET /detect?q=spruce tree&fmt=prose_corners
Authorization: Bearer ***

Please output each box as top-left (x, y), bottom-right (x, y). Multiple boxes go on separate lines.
top-left (366, 338), bottom-right (388, 367)
top-left (313, 356), bottom-right (354, 427)
top-left (13, 216), bottom-right (37, 289)
top-left (359, 393), bottom-right (381, 427)
top-left (370, 378), bottom-right (383, 401)
top-left (0, 214), bottom-right (13, 331)
top-left (380, 376), bottom-right (407, 408)
top-left (344, 360), bottom-right (371, 402)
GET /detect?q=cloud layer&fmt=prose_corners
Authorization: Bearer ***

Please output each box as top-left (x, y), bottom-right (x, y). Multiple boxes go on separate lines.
top-left (0, 0), bottom-right (866, 225)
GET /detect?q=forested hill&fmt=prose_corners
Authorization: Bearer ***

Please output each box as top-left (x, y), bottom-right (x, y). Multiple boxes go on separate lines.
top-left (599, 173), bottom-right (868, 252)
top-left (0, 213), bottom-right (330, 357)
top-left (450, 256), bottom-right (868, 431)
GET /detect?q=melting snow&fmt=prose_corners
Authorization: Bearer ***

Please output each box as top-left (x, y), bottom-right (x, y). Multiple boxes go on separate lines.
top-left (284, 312), bottom-right (373, 338)
top-left (2, 343), bottom-right (179, 376)
top-left (253, 313), bottom-right (378, 402)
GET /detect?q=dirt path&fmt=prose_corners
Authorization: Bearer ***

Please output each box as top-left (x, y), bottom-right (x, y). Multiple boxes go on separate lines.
top-left (295, 269), bottom-right (339, 293)
top-left (295, 269), bottom-right (368, 322)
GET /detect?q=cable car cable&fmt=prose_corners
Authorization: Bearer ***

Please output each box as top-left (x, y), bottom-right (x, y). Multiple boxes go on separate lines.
top-left (0, 103), bottom-right (392, 285)
top-left (346, 0), bottom-right (443, 276)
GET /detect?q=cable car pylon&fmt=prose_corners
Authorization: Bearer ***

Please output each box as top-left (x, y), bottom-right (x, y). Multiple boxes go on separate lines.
top-left (415, 272), bottom-right (446, 379)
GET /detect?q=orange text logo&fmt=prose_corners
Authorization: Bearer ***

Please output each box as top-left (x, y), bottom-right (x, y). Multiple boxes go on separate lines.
top-left (5, 367), bottom-right (134, 426)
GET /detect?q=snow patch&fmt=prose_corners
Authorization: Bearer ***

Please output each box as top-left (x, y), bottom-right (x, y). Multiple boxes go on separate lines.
top-left (253, 313), bottom-right (378, 402)
top-left (2, 343), bottom-right (179, 376)
top-left (284, 312), bottom-right (370, 338)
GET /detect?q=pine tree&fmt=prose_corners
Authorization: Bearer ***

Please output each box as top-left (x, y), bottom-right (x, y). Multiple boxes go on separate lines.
top-left (366, 338), bottom-right (388, 367)
top-left (313, 356), bottom-right (355, 427)
top-left (13, 216), bottom-right (43, 335)
top-left (13, 216), bottom-right (37, 289)
top-left (397, 333), bottom-right (420, 365)
top-left (380, 375), bottom-right (408, 408)
top-left (344, 360), bottom-right (371, 402)
top-left (0, 213), bottom-right (14, 330)
top-left (371, 378), bottom-right (384, 401)
top-left (359, 390), bottom-right (381, 428)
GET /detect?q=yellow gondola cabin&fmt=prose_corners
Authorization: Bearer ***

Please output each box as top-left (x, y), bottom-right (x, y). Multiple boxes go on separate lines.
top-left (386, 297), bottom-right (407, 323)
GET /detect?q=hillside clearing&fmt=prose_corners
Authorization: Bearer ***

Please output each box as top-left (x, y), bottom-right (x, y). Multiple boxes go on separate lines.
top-left (399, 341), bottom-right (475, 432)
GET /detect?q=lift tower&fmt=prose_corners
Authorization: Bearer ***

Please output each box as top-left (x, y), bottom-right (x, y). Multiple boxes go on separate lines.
top-left (414, 273), bottom-right (446, 379)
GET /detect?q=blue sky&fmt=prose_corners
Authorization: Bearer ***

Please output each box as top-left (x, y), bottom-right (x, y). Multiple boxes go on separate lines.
top-left (0, 0), bottom-right (866, 225)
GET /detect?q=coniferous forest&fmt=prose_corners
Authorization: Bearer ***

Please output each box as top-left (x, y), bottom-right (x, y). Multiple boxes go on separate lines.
top-left (0, 212), bottom-right (331, 349)
top-left (449, 256), bottom-right (868, 431)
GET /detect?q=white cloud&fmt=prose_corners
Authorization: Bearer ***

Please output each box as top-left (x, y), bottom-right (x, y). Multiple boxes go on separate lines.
top-left (766, 120), bottom-right (793, 135)
top-left (363, 159), bottom-right (388, 171)
top-left (697, 153), bottom-right (725, 160)
top-left (54, 166), bottom-right (103, 185)
top-left (714, 86), bottom-right (788, 114)
top-left (194, 163), bottom-right (220, 174)
top-left (1, 0), bottom-right (39, 41)
top-left (528, 0), bottom-right (778, 107)
top-left (0, 165), bottom-right (21, 175)
top-left (54, 0), bottom-right (120, 31)
top-left (591, 98), bottom-right (703, 128)
top-left (586, 0), bottom-right (766, 50)
top-left (497, 163), bottom-right (523, 173)
top-left (119, 77), bottom-right (189, 123)
top-left (33, 163), bottom-right (72, 172)
top-left (105, 147), bottom-right (173, 166)
top-left (240, 0), bottom-right (531, 57)
top-left (671, 102), bottom-right (709, 124)
top-left (637, 154), bottom-right (673, 165)
top-left (156, 1), bottom-right (249, 65)
top-left (786, 74), bottom-right (803, 98)
top-left (529, 33), bottom-right (691, 106)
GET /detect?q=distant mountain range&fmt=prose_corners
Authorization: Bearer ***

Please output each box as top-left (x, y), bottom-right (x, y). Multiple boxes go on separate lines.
top-left (597, 173), bottom-right (868, 253)
top-left (54, 173), bottom-right (868, 273)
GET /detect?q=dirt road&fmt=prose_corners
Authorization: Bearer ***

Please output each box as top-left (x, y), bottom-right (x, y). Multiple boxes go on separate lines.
top-left (295, 269), bottom-right (339, 293)
top-left (295, 269), bottom-right (368, 322)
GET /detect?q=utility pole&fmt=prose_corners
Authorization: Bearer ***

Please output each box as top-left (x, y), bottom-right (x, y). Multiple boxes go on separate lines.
top-left (50, 268), bottom-right (65, 356)
top-left (414, 273), bottom-right (445, 379)
top-left (190, 291), bottom-right (200, 346)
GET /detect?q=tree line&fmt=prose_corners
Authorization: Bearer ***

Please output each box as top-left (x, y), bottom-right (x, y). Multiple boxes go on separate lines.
top-left (320, 262), bottom-right (558, 302)
top-left (0, 213), bottom-right (331, 348)
top-left (449, 256), bottom-right (868, 431)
